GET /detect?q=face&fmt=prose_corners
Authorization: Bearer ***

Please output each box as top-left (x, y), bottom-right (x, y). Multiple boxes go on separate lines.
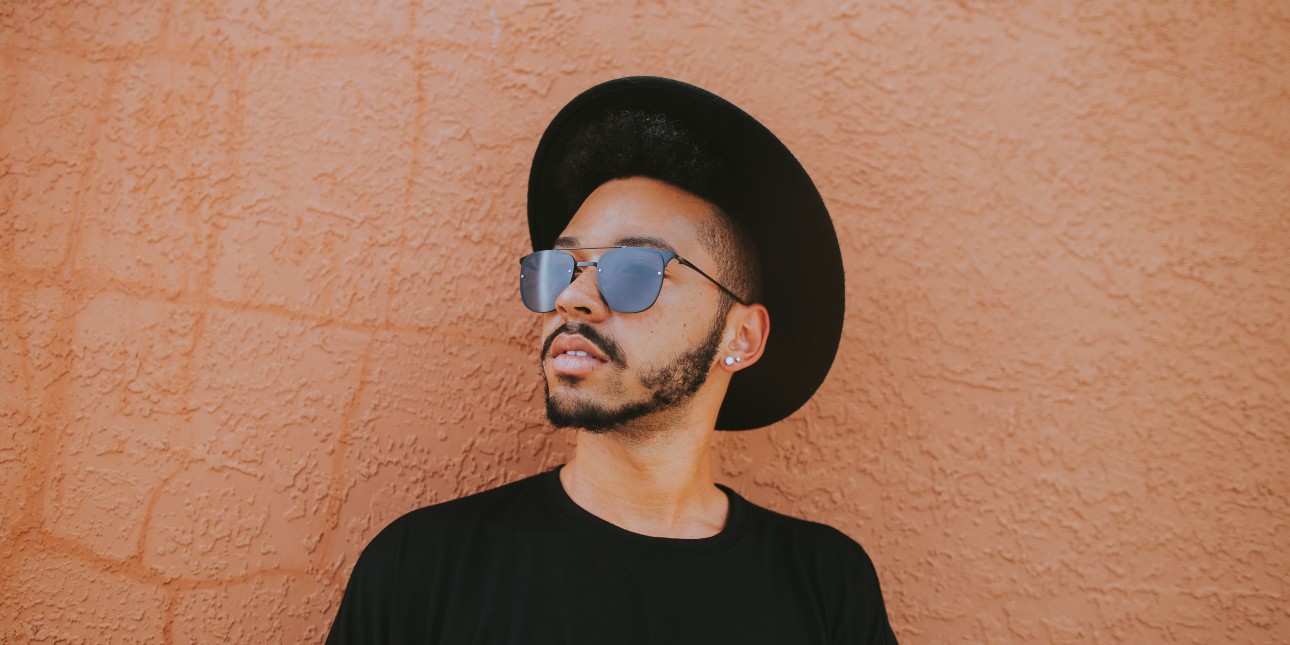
top-left (537, 177), bottom-right (734, 434)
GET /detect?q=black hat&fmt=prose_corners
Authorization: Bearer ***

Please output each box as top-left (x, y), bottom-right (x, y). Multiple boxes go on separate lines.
top-left (527, 76), bottom-right (844, 431)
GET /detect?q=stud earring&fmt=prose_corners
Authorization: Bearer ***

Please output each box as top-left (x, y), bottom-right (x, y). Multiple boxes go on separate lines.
top-left (724, 356), bottom-right (735, 366)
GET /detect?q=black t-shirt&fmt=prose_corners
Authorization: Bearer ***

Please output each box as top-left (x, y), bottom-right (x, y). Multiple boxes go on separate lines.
top-left (327, 467), bottom-right (897, 644)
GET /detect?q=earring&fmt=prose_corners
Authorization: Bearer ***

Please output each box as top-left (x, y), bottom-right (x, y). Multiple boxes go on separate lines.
top-left (724, 356), bottom-right (735, 366)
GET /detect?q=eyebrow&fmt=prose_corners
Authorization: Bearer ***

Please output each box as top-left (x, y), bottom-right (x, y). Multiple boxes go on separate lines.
top-left (615, 236), bottom-right (677, 254)
top-left (550, 235), bottom-right (678, 255)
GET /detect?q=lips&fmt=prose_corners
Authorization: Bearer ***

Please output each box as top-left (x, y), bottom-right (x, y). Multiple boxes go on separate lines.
top-left (551, 334), bottom-right (609, 361)
top-left (549, 334), bottom-right (609, 376)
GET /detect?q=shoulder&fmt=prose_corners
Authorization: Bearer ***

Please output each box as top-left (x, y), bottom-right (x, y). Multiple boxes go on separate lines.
top-left (737, 496), bottom-right (886, 600)
top-left (355, 471), bottom-right (548, 566)
top-left (737, 498), bottom-right (898, 643)
top-left (378, 471), bottom-right (545, 538)
top-left (327, 473), bottom-right (551, 643)
top-left (743, 498), bottom-right (877, 565)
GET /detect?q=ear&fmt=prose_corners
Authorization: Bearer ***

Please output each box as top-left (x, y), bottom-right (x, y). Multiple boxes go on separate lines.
top-left (720, 303), bottom-right (770, 373)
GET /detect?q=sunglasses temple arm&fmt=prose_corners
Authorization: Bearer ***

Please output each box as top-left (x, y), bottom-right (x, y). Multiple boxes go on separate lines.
top-left (676, 257), bottom-right (750, 306)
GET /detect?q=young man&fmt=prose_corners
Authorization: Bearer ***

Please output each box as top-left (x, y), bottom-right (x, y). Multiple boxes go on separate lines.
top-left (327, 77), bottom-right (897, 644)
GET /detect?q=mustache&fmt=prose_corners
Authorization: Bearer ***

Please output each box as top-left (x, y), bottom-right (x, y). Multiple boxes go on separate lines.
top-left (541, 322), bottom-right (627, 367)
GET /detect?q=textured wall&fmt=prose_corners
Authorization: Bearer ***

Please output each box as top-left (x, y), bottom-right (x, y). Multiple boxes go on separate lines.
top-left (2, 1), bottom-right (1288, 643)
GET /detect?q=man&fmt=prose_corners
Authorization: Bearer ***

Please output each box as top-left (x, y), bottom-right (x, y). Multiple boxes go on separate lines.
top-left (326, 77), bottom-right (897, 644)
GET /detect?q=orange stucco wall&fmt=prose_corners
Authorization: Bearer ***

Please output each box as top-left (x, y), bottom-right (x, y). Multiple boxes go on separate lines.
top-left (3, 2), bottom-right (1288, 643)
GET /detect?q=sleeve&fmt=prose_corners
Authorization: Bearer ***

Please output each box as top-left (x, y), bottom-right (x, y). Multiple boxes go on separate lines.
top-left (325, 524), bottom-right (403, 645)
top-left (826, 530), bottom-right (899, 645)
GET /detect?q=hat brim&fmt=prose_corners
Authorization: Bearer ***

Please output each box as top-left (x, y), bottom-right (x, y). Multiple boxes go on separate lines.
top-left (527, 76), bottom-right (844, 431)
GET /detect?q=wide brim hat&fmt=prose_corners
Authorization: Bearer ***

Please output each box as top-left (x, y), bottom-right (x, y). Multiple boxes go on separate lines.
top-left (527, 76), bottom-right (843, 431)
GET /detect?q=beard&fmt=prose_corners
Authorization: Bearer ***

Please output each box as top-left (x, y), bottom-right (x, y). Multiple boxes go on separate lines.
top-left (542, 304), bottom-right (729, 434)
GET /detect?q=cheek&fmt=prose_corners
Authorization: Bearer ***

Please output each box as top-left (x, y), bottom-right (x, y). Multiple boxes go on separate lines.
top-left (630, 320), bottom-right (696, 362)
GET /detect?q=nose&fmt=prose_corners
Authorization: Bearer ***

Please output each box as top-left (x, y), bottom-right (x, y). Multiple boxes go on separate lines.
top-left (554, 263), bottom-right (609, 322)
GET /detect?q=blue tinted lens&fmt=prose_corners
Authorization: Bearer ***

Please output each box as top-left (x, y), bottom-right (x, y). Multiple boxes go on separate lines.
top-left (520, 250), bottom-right (574, 312)
top-left (598, 248), bottom-right (667, 313)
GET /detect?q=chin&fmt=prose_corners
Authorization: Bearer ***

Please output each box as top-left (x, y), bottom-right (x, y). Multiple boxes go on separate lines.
top-left (544, 390), bottom-right (657, 434)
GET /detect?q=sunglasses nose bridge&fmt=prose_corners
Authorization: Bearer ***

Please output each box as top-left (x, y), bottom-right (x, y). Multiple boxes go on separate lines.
top-left (552, 258), bottom-right (610, 318)
top-left (570, 260), bottom-right (600, 287)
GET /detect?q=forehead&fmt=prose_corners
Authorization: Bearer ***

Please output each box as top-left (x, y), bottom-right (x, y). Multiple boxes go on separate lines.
top-left (556, 177), bottom-right (718, 258)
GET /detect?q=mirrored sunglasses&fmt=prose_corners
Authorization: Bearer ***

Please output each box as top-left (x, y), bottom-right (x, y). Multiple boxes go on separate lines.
top-left (519, 246), bottom-right (747, 314)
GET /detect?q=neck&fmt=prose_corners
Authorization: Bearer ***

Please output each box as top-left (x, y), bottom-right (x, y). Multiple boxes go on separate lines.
top-left (559, 413), bottom-right (729, 539)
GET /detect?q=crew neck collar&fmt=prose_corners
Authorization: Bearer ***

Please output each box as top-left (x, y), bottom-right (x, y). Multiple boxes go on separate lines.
top-left (540, 466), bottom-right (747, 555)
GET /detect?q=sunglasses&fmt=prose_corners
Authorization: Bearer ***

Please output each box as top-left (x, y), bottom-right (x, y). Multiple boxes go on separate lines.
top-left (519, 246), bottom-right (748, 314)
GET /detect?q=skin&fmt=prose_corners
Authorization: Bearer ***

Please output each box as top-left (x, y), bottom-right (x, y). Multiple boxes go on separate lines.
top-left (540, 177), bottom-right (770, 539)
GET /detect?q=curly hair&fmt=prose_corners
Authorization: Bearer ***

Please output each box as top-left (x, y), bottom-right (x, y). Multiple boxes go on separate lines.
top-left (555, 110), bottom-right (763, 304)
